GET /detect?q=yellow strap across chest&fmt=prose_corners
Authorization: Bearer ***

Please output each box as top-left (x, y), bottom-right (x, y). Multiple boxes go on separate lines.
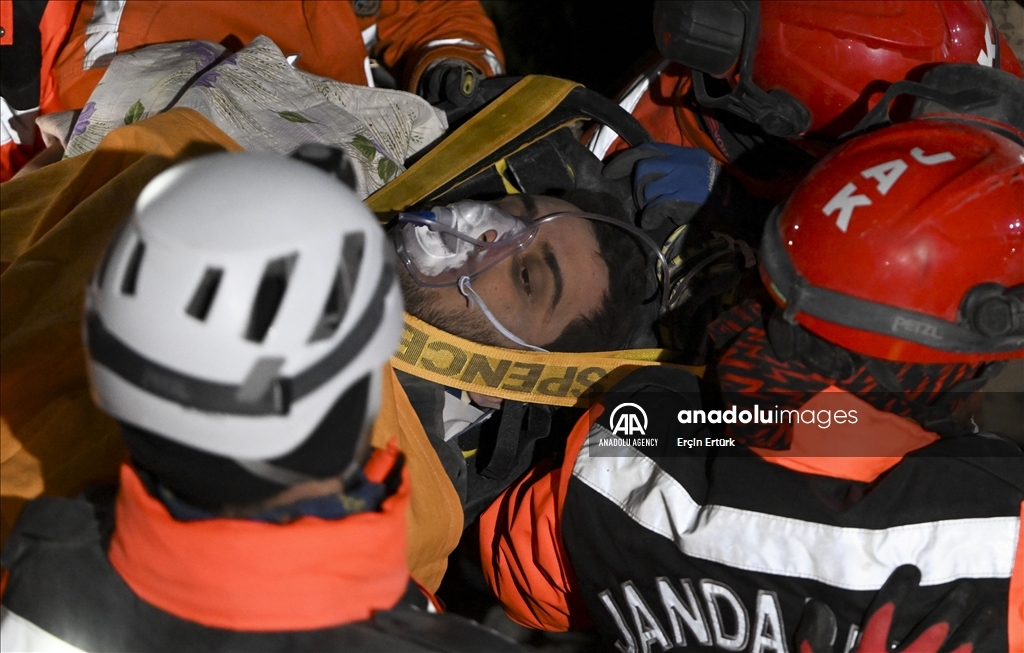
top-left (370, 77), bottom-right (701, 405)
top-left (367, 76), bottom-right (581, 213)
top-left (390, 314), bottom-right (702, 407)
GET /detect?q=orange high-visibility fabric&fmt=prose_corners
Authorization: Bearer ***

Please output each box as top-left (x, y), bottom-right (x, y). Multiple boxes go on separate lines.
top-left (38, 1), bottom-right (79, 117)
top-left (109, 451), bottom-right (409, 632)
top-left (0, 1), bottom-right (12, 46)
top-left (478, 391), bottom-right (952, 632)
top-left (369, 1), bottom-right (503, 91)
top-left (0, 0), bottom-right (77, 106)
top-left (749, 385), bottom-right (939, 483)
top-left (478, 404), bottom-right (603, 631)
top-left (597, 63), bottom-right (707, 161)
top-left (0, 139), bottom-right (37, 184)
top-left (5, 1), bottom-right (500, 179)
top-left (370, 366), bottom-right (464, 592)
top-left (0, 1), bottom-right (76, 181)
top-left (52, 1), bottom-right (502, 109)
top-left (0, 109), bottom-right (242, 547)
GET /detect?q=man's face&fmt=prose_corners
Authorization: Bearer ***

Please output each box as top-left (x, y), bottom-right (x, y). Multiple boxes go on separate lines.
top-left (397, 195), bottom-right (609, 349)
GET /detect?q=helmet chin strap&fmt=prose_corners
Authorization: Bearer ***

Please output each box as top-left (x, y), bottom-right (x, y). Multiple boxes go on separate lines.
top-left (458, 276), bottom-right (549, 353)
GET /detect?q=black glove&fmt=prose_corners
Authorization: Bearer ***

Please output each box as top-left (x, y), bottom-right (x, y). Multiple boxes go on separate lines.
top-left (795, 565), bottom-right (995, 653)
top-left (418, 60), bottom-right (481, 107)
top-left (602, 142), bottom-right (719, 230)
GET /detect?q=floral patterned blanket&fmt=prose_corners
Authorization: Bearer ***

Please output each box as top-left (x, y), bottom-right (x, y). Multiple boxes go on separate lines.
top-left (49, 36), bottom-right (448, 198)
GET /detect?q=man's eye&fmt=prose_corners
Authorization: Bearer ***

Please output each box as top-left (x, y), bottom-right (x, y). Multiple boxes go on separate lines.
top-left (520, 267), bottom-right (531, 295)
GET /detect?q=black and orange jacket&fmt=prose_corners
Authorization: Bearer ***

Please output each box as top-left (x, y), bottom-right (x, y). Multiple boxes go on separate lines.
top-left (480, 367), bottom-right (1024, 651)
top-left (590, 43), bottom-right (1024, 204)
top-left (0, 447), bottom-right (524, 652)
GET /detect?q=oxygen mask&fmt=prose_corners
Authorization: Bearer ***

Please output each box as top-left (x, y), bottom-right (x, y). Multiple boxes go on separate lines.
top-left (394, 201), bottom-right (533, 287)
top-left (395, 200), bottom-right (671, 307)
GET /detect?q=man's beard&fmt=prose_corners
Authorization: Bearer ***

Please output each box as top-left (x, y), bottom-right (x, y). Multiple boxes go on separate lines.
top-left (397, 265), bottom-right (508, 348)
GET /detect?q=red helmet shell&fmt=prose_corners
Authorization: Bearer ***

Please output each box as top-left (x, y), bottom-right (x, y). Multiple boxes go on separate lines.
top-left (761, 119), bottom-right (1024, 362)
top-left (753, 1), bottom-right (1010, 138)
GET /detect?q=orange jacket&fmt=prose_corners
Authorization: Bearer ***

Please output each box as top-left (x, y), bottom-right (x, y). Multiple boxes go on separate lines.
top-left (109, 447), bottom-right (410, 631)
top-left (592, 41), bottom-right (1024, 203)
top-left (478, 402), bottom-right (598, 632)
top-left (479, 387), bottom-right (1024, 649)
top-left (0, 0), bottom-right (77, 182)
top-left (0, 0), bottom-right (503, 181)
top-left (52, 0), bottom-right (503, 109)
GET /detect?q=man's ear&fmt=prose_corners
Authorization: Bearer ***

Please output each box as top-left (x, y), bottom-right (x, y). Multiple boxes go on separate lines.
top-left (468, 392), bottom-right (503, 409)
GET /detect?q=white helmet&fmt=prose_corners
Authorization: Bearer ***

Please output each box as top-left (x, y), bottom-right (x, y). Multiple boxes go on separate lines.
top-left (84, 152), bottom-right (403, 474)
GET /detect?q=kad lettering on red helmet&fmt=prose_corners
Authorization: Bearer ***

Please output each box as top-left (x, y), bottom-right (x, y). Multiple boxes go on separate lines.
top-left (822, 182), bottom-right (871, 233)
top-left (824, 147), bottom-right (955, 233)
top-left (859, 159), bottom-right (907, 196)
top-left (977, 25), bottom-right (996, 67)
top-left (909, 147), bottom-right (955, 166)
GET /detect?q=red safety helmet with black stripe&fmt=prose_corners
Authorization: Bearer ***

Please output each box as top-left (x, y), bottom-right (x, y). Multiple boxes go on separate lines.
top-left (759, 117), bottom-right (1024, 363)
top-left (655, 0), bottom-right (1023, 140)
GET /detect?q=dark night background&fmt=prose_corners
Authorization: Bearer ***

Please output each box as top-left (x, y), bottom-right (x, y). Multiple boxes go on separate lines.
top-left (482, 0), bottom-right (658, 98)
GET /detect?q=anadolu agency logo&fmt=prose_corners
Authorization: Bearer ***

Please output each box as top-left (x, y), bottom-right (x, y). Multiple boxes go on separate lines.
top-left (609, 402), bottom-right (648, 436)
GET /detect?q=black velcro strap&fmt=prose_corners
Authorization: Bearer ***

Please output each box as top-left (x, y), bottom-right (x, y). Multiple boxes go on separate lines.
top-left (481, 401), bottom-right (527, 480)
top-left (480, 401), bottom-right (554, 481)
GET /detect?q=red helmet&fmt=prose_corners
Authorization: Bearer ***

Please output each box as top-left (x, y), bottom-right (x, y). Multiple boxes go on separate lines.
top-left (655, 0), bottom-right (1022, 139)
top-left (759, 118), bottom-right (1024, 363)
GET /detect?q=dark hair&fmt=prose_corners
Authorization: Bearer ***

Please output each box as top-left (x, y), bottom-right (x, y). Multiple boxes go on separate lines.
top-left (541, 190), bottom-right (652, 352)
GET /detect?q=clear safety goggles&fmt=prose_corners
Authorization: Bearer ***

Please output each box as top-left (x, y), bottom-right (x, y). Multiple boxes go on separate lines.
top-left (393, 200), bottom-right (671, 307)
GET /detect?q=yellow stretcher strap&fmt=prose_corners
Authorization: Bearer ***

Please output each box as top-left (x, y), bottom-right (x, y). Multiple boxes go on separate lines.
top-left (391, 314), bottom-right (703, 407)
top-left (367, 76), bottom-right (581, 213)
top-left (368, 77), bottom-right (698, 403)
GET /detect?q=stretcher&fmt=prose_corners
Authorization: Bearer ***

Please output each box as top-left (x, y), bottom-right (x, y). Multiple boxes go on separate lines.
top-left (0, 73), bottom-right (690, 546)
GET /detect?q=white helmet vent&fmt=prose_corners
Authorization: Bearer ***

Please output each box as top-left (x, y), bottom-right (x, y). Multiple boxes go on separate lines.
top-left (309, 232), bottom-right (365, 343)
top-left (245, 253), bottom-right (297, 343)
top-left (185, 268), bottom-right (224, 322)
top-left (85, 151), bottom-right (406, 461)
top-left (120, 240), bottom-right (146, 296)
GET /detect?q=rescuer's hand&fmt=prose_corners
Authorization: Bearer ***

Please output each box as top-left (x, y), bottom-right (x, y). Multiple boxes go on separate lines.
top-left (602, 142), bottom-right (718, 230)
top-left (794, 565), bottom-right (994, 653)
